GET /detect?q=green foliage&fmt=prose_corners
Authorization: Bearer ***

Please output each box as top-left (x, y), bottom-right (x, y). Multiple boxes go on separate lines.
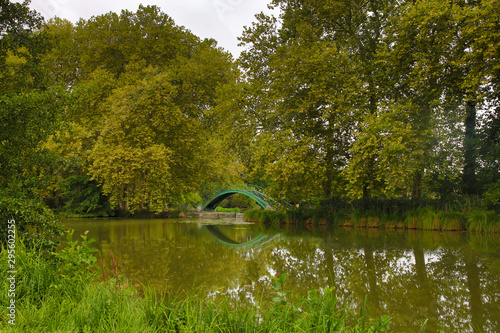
top-left (477, 110), bottom-right (500, 209)
top-left (270, 273), bottom-right (290, 304)
top-left (218, 193), bottom-right (256, 209)
top-left (51, 229), bottom-right (98, 290)
top-left (0, 12), bottom-right (66, 244)
top-left (0, 86), bottom-right (65, 247)
top-left (246, 198), bottom-right (500, 233)
top-left (0, 90), bottom-right (65, 187)
top-left (215, 207), bottom-right (240, 213)
top-left (38, 6), bottom-right (241, 214)
top-left (3, 0), bottom-right (499, 220)
top-left (237, 0), bottom-right (499, 203)
top-left (61, 175), bottom-right (113, 217)
top-left (184, 192), bottom-right (203, 209)
top-left (239, 0), bottom-right (395, 201)
top-left (0, 0), bottom-right (48, 95)
top-left (0, 191), bottom-right (63, 249)
top-left (467, 210), bottom-right (500, 233)
top-left (482, 180), bottom-right (500, 210)
top-left (42, 5), bottom-right (198, 86)
top-left (0, 241), bottom-right (57, 306)
top-left (0, 0), bottom-right (43, 37)
top-left (344, 104), bottom-right (429, 199)
top-left (244, 209), bottom-right (287, 225)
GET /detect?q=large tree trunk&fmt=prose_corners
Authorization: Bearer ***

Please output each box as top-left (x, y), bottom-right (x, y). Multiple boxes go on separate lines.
top-left (463, 100), bottom-right (477, 194)
top-left (412, 170), bottom-right (423, 199)
top-left (323, 147), bottom-right (334, 198)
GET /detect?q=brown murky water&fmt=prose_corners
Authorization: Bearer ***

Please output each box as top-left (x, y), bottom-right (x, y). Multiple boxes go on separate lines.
top-left (63, 217), bottom-right (500, 332)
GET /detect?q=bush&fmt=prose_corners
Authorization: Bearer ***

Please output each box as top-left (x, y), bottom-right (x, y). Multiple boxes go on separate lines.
top-left (216, 206), bottom-right (240, 213)
top-left (60, 175), bottom-right (113, 217)
top-left (482, 179), bottom-right (500, 211)
top-left (0, 191), bottom-right (63, 249)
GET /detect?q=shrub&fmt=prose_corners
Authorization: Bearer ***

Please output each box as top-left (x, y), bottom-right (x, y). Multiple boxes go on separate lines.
top-left (0, 191), bottom-right (63, 249)
top-left (216, 206), bottom-right (240, 213)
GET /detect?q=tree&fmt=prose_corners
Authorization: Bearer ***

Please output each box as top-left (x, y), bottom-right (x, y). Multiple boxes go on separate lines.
top-left (0, 90), bottom-right (64, 186)
top-left (459, 0), bottom-right (499, 199)
top-left (373, 0), bottom-right (462, 199)
top-left (40, 17), bottom-right (79, 88)
top-left (0, 1), bottom-right (64, 244)
top-left (344, 102), bottom-right (428, 199)
top-left (87, 70), bottom-right (180, 211)
top-left (0, 90), bottom-right (65, 244)
top-left (87, 53), bottom-right (244, 211)
top-left (238, 0), bottom-right (398, 201)
top-left (477, 109), bottom-right (500, 208)
top-left (383, 0), bottom-right (499, 198)
top-left (41, 6), bottom-right (241, 214)
top-left (42, 5), bottom-right (199, 86)
top-left (0, 0), bottom-right (49, 95)
top-left (0, 0), bottom-right (42, 37)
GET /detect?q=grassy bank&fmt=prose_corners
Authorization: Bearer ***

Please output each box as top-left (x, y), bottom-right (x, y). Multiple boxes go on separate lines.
top-left (244, 199), bottom-right (500, 233)
top-left (1, 233), bottom-right (391, 332)
top-left (215, 206), bottom-right (241, 213)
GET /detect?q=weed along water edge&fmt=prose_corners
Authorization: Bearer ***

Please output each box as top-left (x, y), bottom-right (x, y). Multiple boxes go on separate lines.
top-left (54, 217), bottom-right (500, 332)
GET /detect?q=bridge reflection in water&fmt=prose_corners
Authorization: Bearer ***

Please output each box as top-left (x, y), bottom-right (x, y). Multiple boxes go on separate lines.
top-left (202, 224), bottom-right (280, 248)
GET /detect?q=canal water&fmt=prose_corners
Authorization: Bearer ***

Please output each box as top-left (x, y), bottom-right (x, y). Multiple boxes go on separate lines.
top-left (63, 217), bottom-right (500, 332)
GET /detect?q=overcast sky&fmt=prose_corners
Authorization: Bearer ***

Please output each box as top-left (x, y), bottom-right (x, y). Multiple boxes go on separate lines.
top-left (28, 0), bottom-right (274, 58)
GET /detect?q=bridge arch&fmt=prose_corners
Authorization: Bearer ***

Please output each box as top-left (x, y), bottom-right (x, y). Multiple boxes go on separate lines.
top-left (201, 189), bottom-right (271, 211)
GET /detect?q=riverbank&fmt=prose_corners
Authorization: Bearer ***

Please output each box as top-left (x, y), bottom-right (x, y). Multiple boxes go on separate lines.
top-left (244, 207), bottom-right (500, 233)
top-left (197, 211), bottom-right (245, 219)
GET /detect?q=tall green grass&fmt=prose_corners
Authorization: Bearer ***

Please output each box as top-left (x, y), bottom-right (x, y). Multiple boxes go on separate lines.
top-left (244, 208), bottom-right (327, 226)
top-left (1, 236), bottom-right (391, 332)
top-left (244, 209), bottom-right (286, 225)
top-left (245, 206), bottom-right (499, 233)
top-left (215, 206), bottom-right (241, 213)
top-left (467, 210), bottom-right (500, 233)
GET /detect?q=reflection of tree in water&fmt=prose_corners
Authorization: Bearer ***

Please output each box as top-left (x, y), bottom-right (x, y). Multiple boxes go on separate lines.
top-left (67, 219), bottom-right (500, 332)
top-left (252, 228), bottom-right (500, 332)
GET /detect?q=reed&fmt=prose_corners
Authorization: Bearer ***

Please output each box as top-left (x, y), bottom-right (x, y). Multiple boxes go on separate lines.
top-left (245, 204), bottom-right (499, 233)
top-left (467, 210), bottom-right (500, 233)
top-left (437, 211), bottom-right (467, 231)
top-left (244, 209), bottom-right (286, 225)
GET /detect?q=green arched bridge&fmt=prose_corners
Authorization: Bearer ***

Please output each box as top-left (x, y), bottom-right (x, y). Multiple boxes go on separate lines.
top-left (201, 184), bottom-right (288, 211)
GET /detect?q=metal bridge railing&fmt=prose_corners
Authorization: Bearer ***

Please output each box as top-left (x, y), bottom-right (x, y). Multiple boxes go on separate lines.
top-left (202, 184), bottom-right (290, 210)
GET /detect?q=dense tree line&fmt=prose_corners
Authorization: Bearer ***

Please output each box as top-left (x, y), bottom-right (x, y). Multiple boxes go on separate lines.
top-left (238, 0), bottom-right (499, 206)
top-left (0, 0), bottom-right (498, 231)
